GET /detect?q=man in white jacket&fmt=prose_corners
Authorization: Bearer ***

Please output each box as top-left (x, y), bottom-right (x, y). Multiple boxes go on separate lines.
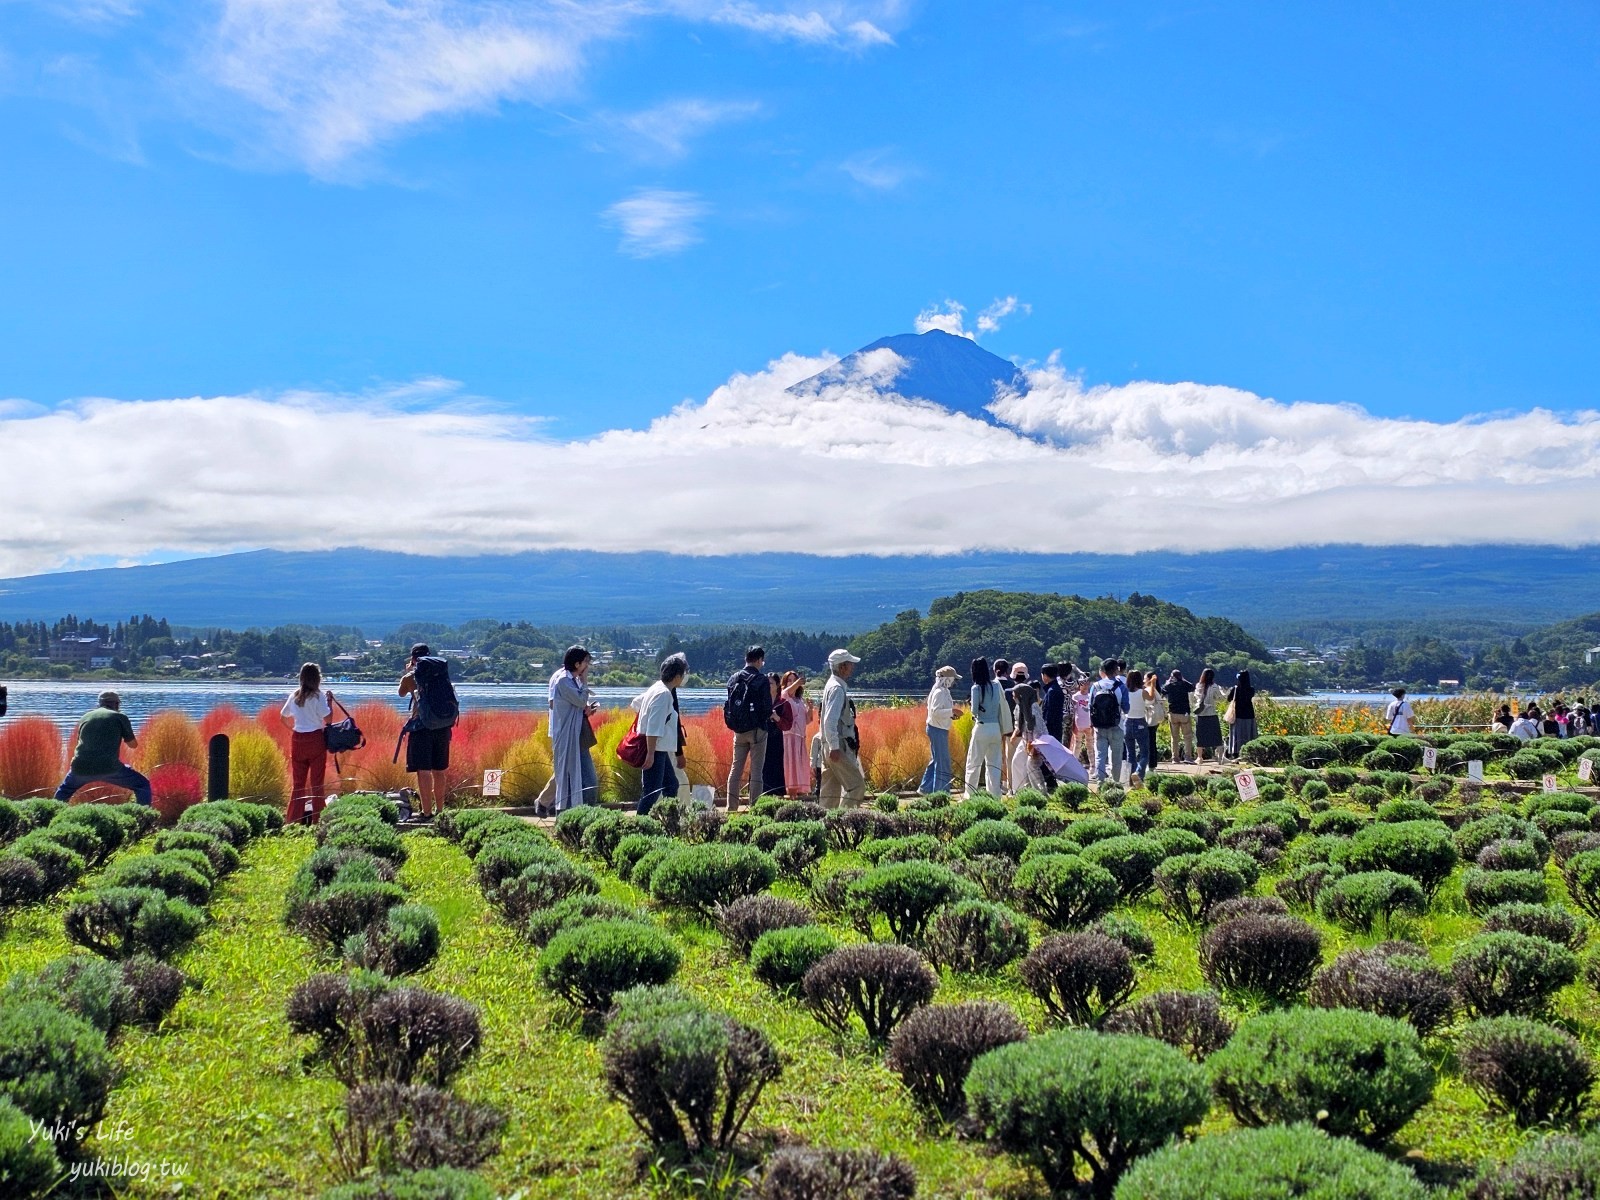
top-left (819, 649), bottom-right (866, 808)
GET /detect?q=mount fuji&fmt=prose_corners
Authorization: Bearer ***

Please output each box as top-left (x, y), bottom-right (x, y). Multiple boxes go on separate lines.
top-left (787, 328), bottom-right (1028, 422)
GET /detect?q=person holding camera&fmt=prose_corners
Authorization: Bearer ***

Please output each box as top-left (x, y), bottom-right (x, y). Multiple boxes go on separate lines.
top-left (55, 691), bottom-right (151, 806)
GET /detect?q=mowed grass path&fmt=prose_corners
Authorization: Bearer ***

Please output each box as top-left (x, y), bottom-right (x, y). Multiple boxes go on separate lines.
top-left (404, 832), bottom-right (1027, 1200)
top-left (88, 830), bottom-right (343, 1198)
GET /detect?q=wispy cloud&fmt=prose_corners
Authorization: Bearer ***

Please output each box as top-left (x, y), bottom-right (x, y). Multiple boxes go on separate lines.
top-left (703, 2), bottom-right (895, 47)
top-left (614, 97), bottom-right (762, 158)
top-left (603, 188), bottom-right (709, 257)
top-left (12, 1), bottom-right (904, 173)
top-left (33, 0), bottom-right (142, 25)
top-left (976, 295), bottom-right (1028, 335)
top-left (913, 296), bottom-right (1028, 340)
top-left (840, 147), bottom-right (914, 190)
top-left (6, 349), bottom-right (1598, 578)
top-left (203, 0), bottom-right (610, 176)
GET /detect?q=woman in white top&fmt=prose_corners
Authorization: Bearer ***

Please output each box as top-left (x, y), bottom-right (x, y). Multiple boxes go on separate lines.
top-left (1123, 670), bottom-right (1150, 786)
top-left (638, 654), bottom-right (688, 816)
top-left (280, 662), bottom-right (333, 824)
top-left (965, 657), bottom-right (1008, 795)
top-left (921, 666), bottom-right (960, 795)
top-left (1384, 688), bottom-right (1415, 737)
top-left (1193, 667), bottom-right (1226, 763)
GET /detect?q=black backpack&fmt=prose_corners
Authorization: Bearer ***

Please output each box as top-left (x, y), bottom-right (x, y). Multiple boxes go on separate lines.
top-left (1089, 686), bottom-right (1123, 730)
top-left (723, 668), bottom-right (763, 734)
top-left (412, 656), bottom-right (460, 730)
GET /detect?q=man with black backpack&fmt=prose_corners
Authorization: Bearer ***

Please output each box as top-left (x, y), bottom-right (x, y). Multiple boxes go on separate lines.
top-left (398, 643), bottom-right (460, 821)
top-left (1089, 658), bottom-right (1128, 786)
top-left (724, 646), bottom-right (775, 809)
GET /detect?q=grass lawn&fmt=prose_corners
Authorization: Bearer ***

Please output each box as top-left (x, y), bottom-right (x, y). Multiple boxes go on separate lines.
top-left (7, 776), bottom-right (1597, 1197)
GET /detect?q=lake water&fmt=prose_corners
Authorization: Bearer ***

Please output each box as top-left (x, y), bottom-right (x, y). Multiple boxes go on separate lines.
top-left (3, 680), bottom-right (1437, 732)
top-left (1, 680), bottom-right (729, 732)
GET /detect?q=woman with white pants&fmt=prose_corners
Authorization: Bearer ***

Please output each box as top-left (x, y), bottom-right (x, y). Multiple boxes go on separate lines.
top-left (965, 657), bottom-right (1007, 795)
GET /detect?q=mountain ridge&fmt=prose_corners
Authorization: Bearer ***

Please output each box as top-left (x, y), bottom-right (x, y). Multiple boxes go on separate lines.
top-left (2, 544), bottom-right (1597, 634)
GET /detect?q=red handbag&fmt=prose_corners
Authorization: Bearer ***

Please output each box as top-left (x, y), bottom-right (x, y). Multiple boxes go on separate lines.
top-left (616, 715), bottom-right (649, 768)
top-left (774, 698), bottom-right (796, 733)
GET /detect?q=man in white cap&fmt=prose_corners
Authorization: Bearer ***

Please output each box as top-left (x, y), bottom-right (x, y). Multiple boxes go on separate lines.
top-left (55, 691), bottom-right (151, 806)
top-left (819, 648), bottom-right (866, 808)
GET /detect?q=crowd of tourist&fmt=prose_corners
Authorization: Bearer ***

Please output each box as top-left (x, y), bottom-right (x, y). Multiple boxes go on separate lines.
top-left (1494, 697), bottom-right (1597, 741)
top-left (19, 645), bottom-right (1600, 823)
top-left (932, 658), bottom-right (1259, 797)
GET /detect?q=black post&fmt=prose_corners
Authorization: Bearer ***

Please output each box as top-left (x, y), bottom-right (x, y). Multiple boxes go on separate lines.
top-left (207, 734), bottom-right (230, 801)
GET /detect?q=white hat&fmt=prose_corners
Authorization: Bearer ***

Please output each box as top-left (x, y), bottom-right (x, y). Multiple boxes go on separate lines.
top-left (827, 649), bottom-right (861, 667)
top-left (935, 665), bottom-right (960, 679)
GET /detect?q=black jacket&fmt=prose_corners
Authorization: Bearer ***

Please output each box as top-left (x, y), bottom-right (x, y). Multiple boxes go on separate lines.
top-left (1041, 680), bottom-right (1066, 741)
top-left (1162, 676), bottom-right (1193, 716)
top-left (728, 666), bottom-right (774, 728)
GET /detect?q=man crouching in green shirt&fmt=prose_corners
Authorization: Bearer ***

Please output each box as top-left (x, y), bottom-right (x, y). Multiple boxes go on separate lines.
top-left (55, 691), bottom-right (151, 807)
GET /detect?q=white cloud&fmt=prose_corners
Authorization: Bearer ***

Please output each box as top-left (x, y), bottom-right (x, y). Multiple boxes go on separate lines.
top-left (5, 352), bottom-right (1600, 579)
top-left (976, 295), bottom-right (1028, 335)
top-left (614, 97), bottom-right (762, 158)
top-left (187, 0), bottom-right (901, 173)
top-left (700, 2), bottom-right (895, 47)
top-left (913, 300), bottom-right (970, 338)
top-left (913, 295), bottom-right (1029, 340)
top-left (203, 0), bottom-right (607, 175)
top-left (603, 188), bottom-right (709, 257)
top-left (840, 147), bottom-right (914, 190)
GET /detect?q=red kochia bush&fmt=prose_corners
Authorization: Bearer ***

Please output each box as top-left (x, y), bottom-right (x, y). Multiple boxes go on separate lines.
top-left (0, 716), bottom-right (63, 800)
top-left (198, 704), bottom-right (249, 744)
top-left (150, 765), bottom-right (204, 824)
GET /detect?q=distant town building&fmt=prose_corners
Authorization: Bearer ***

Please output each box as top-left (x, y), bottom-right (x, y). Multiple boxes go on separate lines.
top-left (50, 636), bottom-right (121, 668)
top-left (1587, 646), bottom-right (1600, 665)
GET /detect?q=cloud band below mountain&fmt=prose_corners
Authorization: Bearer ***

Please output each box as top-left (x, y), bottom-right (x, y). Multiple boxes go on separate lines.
top-left (3, 351), bottom-right (1598, 579)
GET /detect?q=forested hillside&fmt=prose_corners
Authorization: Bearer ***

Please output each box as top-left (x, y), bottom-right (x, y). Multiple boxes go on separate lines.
top-left (847, 590), bottom-right (1283, 689)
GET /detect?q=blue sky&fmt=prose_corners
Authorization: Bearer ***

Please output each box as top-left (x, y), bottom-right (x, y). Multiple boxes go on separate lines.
top-left (4, 2), bottom-right (1600, 580)
top-left (3, 1), bottom-right (1596, 438)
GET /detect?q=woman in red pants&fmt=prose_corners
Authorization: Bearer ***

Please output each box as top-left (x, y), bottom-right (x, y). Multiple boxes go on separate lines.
top-left (280, 662), bottom-right (333, 824)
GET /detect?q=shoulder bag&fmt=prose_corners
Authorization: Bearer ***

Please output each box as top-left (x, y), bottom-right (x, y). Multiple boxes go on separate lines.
top-left (616, 714), bottom-right (649, 769)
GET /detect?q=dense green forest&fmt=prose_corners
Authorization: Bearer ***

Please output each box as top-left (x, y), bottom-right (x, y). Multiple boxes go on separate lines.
top-left (5, 598), bottom-right (1600, 692)
top-left (846, 591), bottom-right (1283, 689)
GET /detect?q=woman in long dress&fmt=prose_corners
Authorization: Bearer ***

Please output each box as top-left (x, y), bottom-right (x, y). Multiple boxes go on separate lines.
top-left (761, 673), bottom-right (789, 799)
top-left (1225, 669), bottom-right (1258, 759)
top-left (547, 645), bottom-right (598, 814)
top-left (1194, 667), bottom-right (1225, 763)
top-left (779, 671), bottom-right (814, 797)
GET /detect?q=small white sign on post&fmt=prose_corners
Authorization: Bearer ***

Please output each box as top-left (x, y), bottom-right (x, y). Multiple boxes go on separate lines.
top-left (482, 769), bottom-right (503, 798)
top-left (1543, 774), bottom-right (1560, 794)
top-left (1422, 747), bottom-right (1438, 771)
top-left (1467, 760), bottom-right (1485, 781)
top-left (1234, 770), bottom-right (1260, 803)
top-left (1580, 757), bottom-right (1595, 783)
